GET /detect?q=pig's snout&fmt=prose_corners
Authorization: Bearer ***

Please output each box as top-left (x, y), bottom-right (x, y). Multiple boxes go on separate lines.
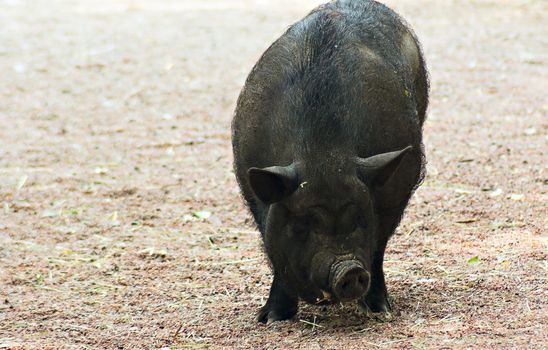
top-left (330, 260), bottom-right (370, 302)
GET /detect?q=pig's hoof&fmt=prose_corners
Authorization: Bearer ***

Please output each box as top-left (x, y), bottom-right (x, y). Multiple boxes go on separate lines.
top-left (358, 297), bottom-right (393, 322)
top-left (257, 303), bottom-right (297, 324)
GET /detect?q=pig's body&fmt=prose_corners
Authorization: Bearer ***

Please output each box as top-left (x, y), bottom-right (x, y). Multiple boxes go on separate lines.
top-left (232, 0), bottom-right (428, 323)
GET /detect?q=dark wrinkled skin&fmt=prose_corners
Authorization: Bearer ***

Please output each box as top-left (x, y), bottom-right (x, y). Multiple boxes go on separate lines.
top-left (232, 0), bottom-right (428, 324)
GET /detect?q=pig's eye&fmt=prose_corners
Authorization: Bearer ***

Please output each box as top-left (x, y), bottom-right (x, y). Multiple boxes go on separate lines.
top-left (293, 216), bottom-right (312, 236)
top-left (357, 215), bottom-right (368, 229)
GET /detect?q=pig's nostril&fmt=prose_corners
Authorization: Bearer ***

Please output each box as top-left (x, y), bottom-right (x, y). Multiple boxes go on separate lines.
top-left (331, 261), bottom-right (370, 302)
top-left (358, 275), bottom-right (367, 286)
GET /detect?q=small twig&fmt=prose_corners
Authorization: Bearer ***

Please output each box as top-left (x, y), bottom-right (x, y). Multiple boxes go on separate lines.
top-left (299, 319), bottom-right (323, 329)
top-left (173, 323), bottom-right (183, 340)
top-left (432, 313), bottom-right (453, 324)
top-left (209, 258), bottom-right (259, 265)
top-left (435, 265), bottom-right (450, 274)
top-left (226, 228), bottom-right (259, 235)
top-left (39, 286), bottom-right (65, 292)
top-left (349, 327), bottom-right (372, 335)
top-left (443, 291), bottom-right (478, 304)
top-left (362, 341), bottom-right (383, 348)
top-left (379, 339), bottom-right (408, 346)
top-left (525, 299), bottom-right (532, 313)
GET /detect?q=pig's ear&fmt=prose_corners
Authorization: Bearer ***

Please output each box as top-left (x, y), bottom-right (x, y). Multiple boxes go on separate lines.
top-left (356, 146), bottom-right (419, 209)
top-left (248, 164), bottom-right (299, 204)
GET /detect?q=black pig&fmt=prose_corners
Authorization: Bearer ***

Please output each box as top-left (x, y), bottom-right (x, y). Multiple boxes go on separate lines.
top-left (232, 0), bottom-right (428, 323)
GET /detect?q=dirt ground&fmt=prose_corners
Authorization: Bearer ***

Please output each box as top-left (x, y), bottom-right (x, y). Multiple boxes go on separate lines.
top-left (0, 0), bottom-right (546, 349)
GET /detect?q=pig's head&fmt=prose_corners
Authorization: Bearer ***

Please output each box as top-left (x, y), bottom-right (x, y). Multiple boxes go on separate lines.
top-left (247, 146), bottom-right (418, 304)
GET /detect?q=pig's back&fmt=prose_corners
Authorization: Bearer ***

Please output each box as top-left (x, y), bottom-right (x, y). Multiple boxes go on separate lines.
top-left (233, 0), bottom-right (428, 182)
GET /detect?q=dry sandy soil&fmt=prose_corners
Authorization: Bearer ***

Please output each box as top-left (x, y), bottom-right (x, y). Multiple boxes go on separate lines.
top-left (0, 0), bottom-right (546, 349)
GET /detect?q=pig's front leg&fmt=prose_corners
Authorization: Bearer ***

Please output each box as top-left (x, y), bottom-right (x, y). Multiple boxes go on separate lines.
top-left (359, 259), bottom-right (392, 319)
top-left (359, 233), bottom-right (393, 321)
top-left (258, 273), bottom-right (298, 324)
